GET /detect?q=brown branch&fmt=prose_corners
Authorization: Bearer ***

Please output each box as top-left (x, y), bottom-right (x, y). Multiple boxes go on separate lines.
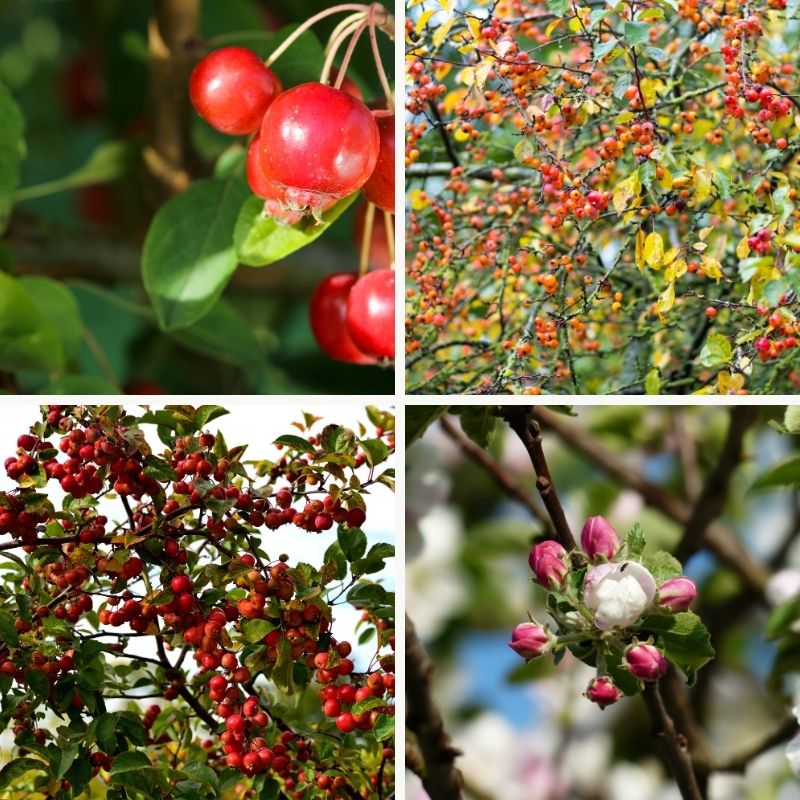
top-left (714, 715), bottom-right (797, 772)
top-left (406, 614), bottom-right (464, 800)
top-left (148, 0), bottom-right (199, 196)
top-left (439, 415), bottom-right (554, 536)
top-left (642, 682), bottom-right (705, 800)
top-left (675, 407), bottom-right (759, 563)
top-left (531, 407), bottom-right (769, 594)
top-left (498, 406), bottom-right (577, 551)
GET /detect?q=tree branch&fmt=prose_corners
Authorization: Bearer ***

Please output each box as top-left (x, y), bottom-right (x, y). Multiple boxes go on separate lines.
top-left (439, 414), bottom-right (554, 536)
top-left (531, 407), bottom-right (769, 594)
top-left (714, 715), bottom-right (797, 772)
top-left (498, 406), bottom-right (577, 551)
top-left (406, 614), bottom-right (464, 800)
top-left (642, 681), bottom-right (705, 800)
top-left (675, 407), bottom-right (759, 563)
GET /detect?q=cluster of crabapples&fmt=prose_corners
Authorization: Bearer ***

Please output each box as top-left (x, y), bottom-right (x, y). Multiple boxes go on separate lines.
top-left (1, 407), bottom-right (394, 790)
top-left (189, 20), bottom-right (395, 367)
top-left (509, 516), bottom-right (699, 708)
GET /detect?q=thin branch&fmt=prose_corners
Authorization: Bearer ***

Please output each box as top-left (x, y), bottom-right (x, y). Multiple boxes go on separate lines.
top-left (714, 715), bottom-right (797, 772)
top-left (531, 408), bottom-right (769, 594)
top-left (439, 415), bottom-right (554, 536)
top-left (406, 614), bottom-right (464, 800)
top-left (498, 406), bottom-right (577, 551)
top-left (642, 682), bottom-right (704, 800)
top-left (675, 407), bottom-right (759, 563)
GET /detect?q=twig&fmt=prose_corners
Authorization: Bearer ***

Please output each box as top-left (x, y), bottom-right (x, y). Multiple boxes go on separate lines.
top-left (714, 715), bottom-right (797, 772)
top-left (498, 406), bottom-right (577, 551)
top-left (531, 408), bottom-right (769, 593)
top-left (675, 407), bottom-right (759, 563)
top-left (439, 415), bottom-right (553, 536)
top-left (406, 614), bottom-right (464, 800)
top-left (642, 682), bottom-right (704, 800)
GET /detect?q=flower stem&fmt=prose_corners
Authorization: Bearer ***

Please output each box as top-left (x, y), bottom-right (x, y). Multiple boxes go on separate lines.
top-left (265, 3), bottom-right (368, 67)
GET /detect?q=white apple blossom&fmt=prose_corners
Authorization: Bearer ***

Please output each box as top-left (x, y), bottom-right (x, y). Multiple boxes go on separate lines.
top-left (583, 561), bottom-right (657, 630)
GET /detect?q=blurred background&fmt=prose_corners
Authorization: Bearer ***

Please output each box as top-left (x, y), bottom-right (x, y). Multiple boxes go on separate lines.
top-left (407, 405), bottom-right (800, 800)
top-left (0, 0), bottom-right (394, 394)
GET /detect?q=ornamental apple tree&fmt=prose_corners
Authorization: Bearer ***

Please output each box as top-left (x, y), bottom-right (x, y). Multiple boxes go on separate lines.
top-left (405, 0), bottom-right (800, 394)
top-left (0, 404), bottom-right (395, 799)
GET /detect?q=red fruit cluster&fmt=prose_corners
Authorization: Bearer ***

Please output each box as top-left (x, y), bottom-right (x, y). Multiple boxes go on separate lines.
top-left (748, 228), bottom-right (773, 255)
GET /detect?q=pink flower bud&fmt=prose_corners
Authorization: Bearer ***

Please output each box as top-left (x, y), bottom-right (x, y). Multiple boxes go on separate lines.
top-left (585, 676), bottom-right (621, 709)
top-left (508, 622), bottom-right (552, 661)
top-left (580, 515), bottom-right (621, 560)
top-left (624, 642), bottom-right (667, 681)
top-left (657, 577), bottom-right (697, 612)
top-left (528, 540), bottom-right (568, 589)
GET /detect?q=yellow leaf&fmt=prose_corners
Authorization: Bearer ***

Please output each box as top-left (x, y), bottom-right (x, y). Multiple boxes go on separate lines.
top-left (657, 282), bottom-right (675, 317)
top-left (432, 16), bottom-right (455, 49)
top-left (699, 226), bottom-right (714, 241)
top-left (639, 78), bottom-right (664, 106)
top-left (416, 9), bottom-right (435, 34)
top-left (612, 170), bottom-right (641, 215)
top-left (545, 18), bottom-right (562, 38)
top-left (453, 128), bottom-right (470, 142)
top-left (635, 229), bottom-right (646, 272)
top-left (466, 16), bottom-right (481, 39)
top-left (644, 231), bottom-right (664, 268)
top-left (692, 242), bottom-right (707, 251)
top-left (409, 189), bottom-right (429, 211)
top-left (474, 58), bottom-right (494, 91)
top-left (717, 371), bottom-right (745, 394)
top-left (692, 167), bottom-right (714, 206)
top-left (664, 259), bottom-right (687, 282)
top-left (736, 235), bottom-right (751, 259)
top-left (438, 0), bottom-right (454, 10)
top-left (663, 247), bottom-right (680, 265)
top-left (657, 166), bottom-right (673, 190)
top-left (700, 255), bottom-right (724, 282)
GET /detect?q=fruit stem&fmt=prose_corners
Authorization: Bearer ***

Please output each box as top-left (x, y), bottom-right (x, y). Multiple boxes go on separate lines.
top-left (321, 18), bottom-right (367, 87)
top-left (265, 4), bottom-right (369, 67)
top-left (325, 11), bottom-right (367, 56)
top-left (369, 4), bottom-right (394, 111)
top-left (383, 210), bottom-right (395, 270)
top-left (359, 202), bottom-right (376, 278)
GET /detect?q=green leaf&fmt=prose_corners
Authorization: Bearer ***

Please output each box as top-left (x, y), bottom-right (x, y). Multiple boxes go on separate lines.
top-left (194, 405), bottom-right (230, 429)
top-left (765, 595), bottom-right (800, 640)
top-left (272, 636), bottom-right (295, 695)
top-left (242, 618), bottom-right (276, 643)
top-left (233, 191), bottom-right (358, 267)
top-left (170, 298), bottom-right (268, 372)
top-left (352, 542), bottom-right (395, 575)
top-left (643, 550), bottom-right (683, 584)
top-left (321, 425), bottom-right (356, 455)
top-left (0, 757), bottom-right (49, 789)
top-left (96, 712), bottom-right (120, 754)
top-left (25, 668), bottom-right (50, 699)
top-left (698, 332), bottom-right (732, 368)
top-left (142, 176), bottom-right (250, 331)
top-left (406, 406), bottom-right (446, 447)
top-left (143, 455), bottom-right (178, 482)
top-left (546, 0), bottom-right (568, 15)
top-left (18, 277), bottom-right (82, 364)
top-left (751, 456), bottom-right (800, 490)
top-left (274, 434), bottom-right (315, 455)
top-left (372, 713), bottom-right (394, 741)
top-left (16, 140), bottom-right (139, 202)
top-left (109, 750), bottom-right (152, 775)
top-left (0, 272), bottom-right (63, 372)
top-left (338, 526), bottom-right (368, 562)
top-left (360, 438), bottom-right (391, 468)
top-left (638, 612), bottom-right (714, 683)
top-left (180, 762), bottom-right (219, 791)
top-left (624, 21), bottom-right (650, 45)
top-left (263, 27), bottom-right (325, 87)
top-left (0, 82), bottom-right (25, 235)
top-left (259, 777), bottom-right (281, 800)
top-left (40, 375), bottom-right (121, 393)
top-left (457, 406), bottom-right (497, 448)
top-left (0, 609), bottom-right (19, 647)
top-left (625, 523), bottom-right (646, 559)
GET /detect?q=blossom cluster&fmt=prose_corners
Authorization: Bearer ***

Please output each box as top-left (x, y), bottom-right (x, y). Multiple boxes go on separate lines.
top-left (509, 516), bottom-right (698, 709)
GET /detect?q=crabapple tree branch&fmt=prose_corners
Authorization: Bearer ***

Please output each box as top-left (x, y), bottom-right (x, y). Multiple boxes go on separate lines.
top-left (405, 614), bottom-right (464, 800)
top-left (498, 406), bottom-right (577, 551)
